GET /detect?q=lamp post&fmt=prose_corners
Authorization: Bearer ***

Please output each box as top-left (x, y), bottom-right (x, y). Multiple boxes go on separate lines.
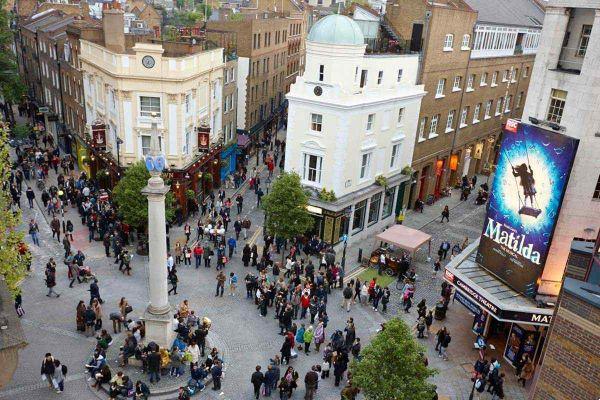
top-left (116, 137), bottom-right (123, 168)
top-left (140, 113), bottom-right (173, 348)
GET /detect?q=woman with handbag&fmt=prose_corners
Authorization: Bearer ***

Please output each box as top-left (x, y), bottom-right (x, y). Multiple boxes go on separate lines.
top-left (76, 301), bottom-right (86, 332)
top-left (92, 298), bottom-right (103, 331)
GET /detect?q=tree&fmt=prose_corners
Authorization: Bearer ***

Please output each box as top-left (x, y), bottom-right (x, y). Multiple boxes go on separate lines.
top-left (349, 318), bottom-right (437, 400)
top-left (112, 161), bottom-right (176, 230)
top-left (0, 2), bottom-right (25, 121)
top-left (261, 172), bottom-right (313, 259)
top-left (0, 123), bottom-right (29, 295)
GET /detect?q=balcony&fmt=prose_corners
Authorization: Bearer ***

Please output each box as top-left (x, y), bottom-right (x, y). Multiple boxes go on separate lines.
top-left (556, 46), bottom-right (585, 74)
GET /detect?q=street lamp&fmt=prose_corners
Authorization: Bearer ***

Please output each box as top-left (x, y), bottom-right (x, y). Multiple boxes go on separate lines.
top-left (116, 137), bottom-right (123, 168)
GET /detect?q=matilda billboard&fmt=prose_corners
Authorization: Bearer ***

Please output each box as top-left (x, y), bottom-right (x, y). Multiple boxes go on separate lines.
top-left (476, 120), bottom-right (578, 297)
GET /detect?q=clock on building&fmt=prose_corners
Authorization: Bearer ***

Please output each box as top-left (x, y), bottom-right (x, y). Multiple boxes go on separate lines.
top-left (313, 86), bottom-right (323, 96)
top-left (142, 55), bottom-right (155, 69)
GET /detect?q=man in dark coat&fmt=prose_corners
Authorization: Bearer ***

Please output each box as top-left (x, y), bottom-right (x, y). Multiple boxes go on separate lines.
top-left (304, 367), bottom-right (319, 400)
top-left (250, 365), bottom-right (264, 399)
top-left (147, 350), bottom-right (161, 383)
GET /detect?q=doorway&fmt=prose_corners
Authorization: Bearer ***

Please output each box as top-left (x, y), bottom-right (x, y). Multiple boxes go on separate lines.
top-left (418, 165), bottom-right (429, 200)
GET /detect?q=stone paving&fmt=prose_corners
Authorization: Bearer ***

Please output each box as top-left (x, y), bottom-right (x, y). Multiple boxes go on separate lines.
top-left (0, 127), bottom-right (533, 400)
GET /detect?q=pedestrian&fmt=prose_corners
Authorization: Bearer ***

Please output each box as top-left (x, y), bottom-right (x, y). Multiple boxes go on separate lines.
top-left (89, 279), bottom-right (104, 304)
top-left (211, 360), bottom-right (223, 391)
top-left (50, 216), bottom-right (61, 242)
top-left (227, 236), bottom-right (236, 258)
top-left (251, 365), bottom-right (264, 399)
top-left (215, 271), bottom-right (226, 297)
top-left (26, 186), bottom-right (35, 208)
top-left (228, 272), bottom-right (238, 296)
top-left (491, 373), bottom-right (505, 400)
top-left (62, 236), bottom-right (71, 258)
top-left (193, 244), bottom-right (203, 269)
top-left (517, 355), bottom-right (534, 387)
top-left (53, 359), bottom-right (66, 393)
top-left (168, 269), bottom-right (179, 295)
top-left (303, 325), bottom-right (314, 354)
top-left (342, 283), bottom-right (353, 312)
top-left (45, 260), bottom-right (60, 298)
top-left (184, 245), bottom-right (192, 266)
top-left (439, 329), bottom-right (451, 360)
top-left (184, 223), bottom-right (191, 242)
top-left (303, 367), bottom-right (319, 400)
top-left (41, 353), bottom-right (56, 390)
top-left (256, 187), bottom-right (264, 207)
top-left (435, 327), bottom-right (446, 352)
top-left (439, 240), bottom-right (450, 260)
top-left (203, 244), bottom-right (212, 268)
top-left (29, 219), bottom-right (40, 246)
top-left (264, 365), bottom-right (278, 397)
top-left (381, 287), bottom-right (391, 312)
top-left (147, 350), bottom-right (161, 384)
top-left (440, 205), bottom-right (450, 223)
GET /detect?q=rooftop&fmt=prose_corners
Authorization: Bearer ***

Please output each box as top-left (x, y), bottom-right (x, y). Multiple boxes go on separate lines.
top-left (307, 14), bottom-right (364, 46)
top-left (463, 0), bottom-right (545, 28)
top-left (563, 278), bottom-right (600, 308)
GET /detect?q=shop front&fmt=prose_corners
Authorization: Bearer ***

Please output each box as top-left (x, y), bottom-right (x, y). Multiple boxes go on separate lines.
top-left (220, 141), bottom-right (237, 180)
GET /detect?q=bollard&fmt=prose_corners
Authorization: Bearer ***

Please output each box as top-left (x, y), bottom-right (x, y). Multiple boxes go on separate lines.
top-left (357, 248), bottom-right (362, 263)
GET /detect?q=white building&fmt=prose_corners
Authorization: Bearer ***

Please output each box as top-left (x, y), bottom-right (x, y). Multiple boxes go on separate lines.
top-left (521, 0), bottom-right (600, 297)
top-left (284, 14), bottom-right (425, 245)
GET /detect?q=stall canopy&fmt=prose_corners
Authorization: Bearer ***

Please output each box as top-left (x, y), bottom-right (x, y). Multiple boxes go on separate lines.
top-left (375, 225), bottom-right (432, 256)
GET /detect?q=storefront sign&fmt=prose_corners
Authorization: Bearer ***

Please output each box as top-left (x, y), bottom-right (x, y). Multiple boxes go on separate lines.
top-left (454, 290), bottom-right (482, 316)
top-left (445, 269), bottom-right (553, 326)
top-left (91, 123), bottom-right (106, 150)
top-left (197, 125), bottom-right (210, 151)
top-left (476, 121), bottom-right (579, 297)
top-left (306, 205), bottom-right (323, 215)
top-left (473, 142), bottom-right (484, 159)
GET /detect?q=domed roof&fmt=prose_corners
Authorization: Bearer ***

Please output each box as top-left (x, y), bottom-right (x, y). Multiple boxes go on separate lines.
top-left (307, 14), bottom-right (364, 46)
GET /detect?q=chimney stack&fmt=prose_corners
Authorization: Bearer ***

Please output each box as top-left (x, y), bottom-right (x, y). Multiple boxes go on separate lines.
top-left (102, 8), bottom-right (125, 53)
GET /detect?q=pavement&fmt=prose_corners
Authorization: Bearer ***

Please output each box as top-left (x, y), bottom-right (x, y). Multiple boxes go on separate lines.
top-left (0, 119), bottom-right (531, 399)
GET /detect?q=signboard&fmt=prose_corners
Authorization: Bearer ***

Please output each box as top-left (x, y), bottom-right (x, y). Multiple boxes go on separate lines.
top-left (503, 323), bottom-right (541, 367)
top-left (91, 123), bottom-right (107, 150)
top-left (476, 121), bottom-right (579, 297)
top-left (39, 106), bottom-right (49, 113)
top-left (197, 125), bottom-right (210, 151)
top-left (444, 269), bottom-right (553, 326)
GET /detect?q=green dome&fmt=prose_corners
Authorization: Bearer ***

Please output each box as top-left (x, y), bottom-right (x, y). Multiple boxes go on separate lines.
top-left (307, 14), bottom-right (365, 46)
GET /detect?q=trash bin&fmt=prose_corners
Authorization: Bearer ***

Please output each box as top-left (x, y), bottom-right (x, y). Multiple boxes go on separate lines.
top-left (434, 302), bottom-right (447, 320)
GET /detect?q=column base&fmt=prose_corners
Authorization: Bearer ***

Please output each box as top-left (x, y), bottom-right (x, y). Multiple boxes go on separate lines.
top-left (143, 305), bottom-right (174, 350)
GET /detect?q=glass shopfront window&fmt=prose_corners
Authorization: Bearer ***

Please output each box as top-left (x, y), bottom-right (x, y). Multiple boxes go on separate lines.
top-left (352, 199), bottom-right (367, 233)
top-left (368, 193), bottom-right (382, 225)
top-left (338, 206), bottom-right (352, 241)
top-left (382, 186), bottom-right (396, 219)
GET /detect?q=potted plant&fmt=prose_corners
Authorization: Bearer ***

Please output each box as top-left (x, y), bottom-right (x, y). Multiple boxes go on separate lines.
top-left (317, 188), bottom-right (337, 202)
top-left (375, 175), bottom-right (388, 187)
top-left (185, 189), bottom-right (196, 200)
top-left (203, 172), bottom-right (213, 182)
top-left (401, 165), bottom-right (414, 176)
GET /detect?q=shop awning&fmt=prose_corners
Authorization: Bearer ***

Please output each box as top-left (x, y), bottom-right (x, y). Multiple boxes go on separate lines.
top-left (444, 238), bottom-right (554, 326)
top-left (375, 225), bottom-right (431, 255)
top-left (237, 134), bottom-right (251, 148)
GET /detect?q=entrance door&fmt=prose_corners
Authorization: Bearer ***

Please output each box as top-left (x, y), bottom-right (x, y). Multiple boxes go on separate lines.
top-left (395, 182), bottom-right (406, 215)
top-left (418, 165), bottom-right (429, 200)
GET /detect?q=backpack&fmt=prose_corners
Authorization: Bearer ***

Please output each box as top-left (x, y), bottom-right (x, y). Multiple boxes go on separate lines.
top-left (343, 287), bottom-right (352, 299)
top-left (61, 364), bottom-right (68, 376)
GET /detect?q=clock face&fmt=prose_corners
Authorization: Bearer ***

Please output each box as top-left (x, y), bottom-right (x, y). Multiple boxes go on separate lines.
top-left (145, 155), bottom-right (154, 171)
top-left (154, 155), bottom-right (166, 172)
top-left (314, 86), bottom-right (323, 96)
top-left (142, 55), bottom-right (155, 69)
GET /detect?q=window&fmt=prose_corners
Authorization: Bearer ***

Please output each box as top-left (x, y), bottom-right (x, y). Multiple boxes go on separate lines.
top-left (397, 108), bottom-right (404, 124)
top-left (443, 34), bottom-right (454, 50)
top-left (311, 113), bottom-right (322, 132)
top-left (390, 144), bottom-right (401, 169)
top-left (368, 193), bottom-right (382, 225)
top-left (397, 69), bottom-right (403, 82)
top-left (429, 114), bottom-right (439, 136)
top-left (502, 70), bottom-right (509, 82)
top-left (418, 117), bottom-right (427, 141)
top-left (318, 64), bottom-right (324, 82)
top-left (377, 70), bottom-right (383, 84)
top-left (453, 76), bottom-right (461, 91)
top-left (516, 92), bottom-right (523, 108)
top-left (366, 114), bottom-right (375, 131)
top-left (140, 96), bottom-right (161, 117)
top-left (473, 103), bottom-right (481, 122)
top-left (593, 175), bottom-right (600, 199)
top-left (523, 67), bottom-right (529, 77)
top-left (360, 153), bottom-right (371, 179)
top-left (547, 89), bottom-right (567, 123)
top-left (491, 71), bottom-right (498, 86)
top-left (460, 107), bottom-right (469, 127)
top-left (480, 72), bottom-right (487, 86)
top-left (445, 110), bottom-right (455, 132)
top-left (495, 97), bottom-right (503, 115)
top-left (504, 95), bottom-right (511, 113)
top-left (141, 135), bottom-right (151, 155)
top-left (302, 154), bottom-right (322, 183)
top-left (360, 70), bottom-right (368, 88)
top-left (512, 69), bottom-right (518, 82)
top-left (461, 34), bottom-right (470, 49)
top-left (352, 199), bottom-right (367, 232)
top-left (467, 74), bottom-right (474, 90)
top-left (485, 100), bottom-right (492, 119)
top-left (577, 25), bottom-right (592, 57)
top-left (382, 187), bottom-right (395, 218)
top-left (183, 129), bottom-right (190, 154)
top-left (436, 79), bottom-right (445, 97)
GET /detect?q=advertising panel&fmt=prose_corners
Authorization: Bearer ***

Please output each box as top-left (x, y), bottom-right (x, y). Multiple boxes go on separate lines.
top-left (503, 324), bottom-right (541, 367)
top-left (476, 121), bottom-right (578, 297)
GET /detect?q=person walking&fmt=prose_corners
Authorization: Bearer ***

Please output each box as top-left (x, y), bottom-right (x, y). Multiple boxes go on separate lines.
top-left (29, 219), bottom-right (40, 246)
top-left (45, 260), bottom-right (60, 298)
top-left (439, 329), bottom-right (451, 360)
top-left (168, 269), bottom-right (179, 295)
top-left (51, 216), bottom-right (61, 242)
top-left (435, 327), bottom-right (446, 352)
top-left (211, 360), bottom-right (223, 391)
top-left (227, 236), bottom-right (236, 258)
top-left (303, 326), bottom-right (314, 354)
top-left (52, 359), bottom-right (66, 393)
top-left (517, 355), bottom-right (534, 387)
top-left (256, 187), bottom-right (264, 207)
top-left (215, 271), bottom-right (226, 297)
top-left (228, 272), bottom-right (238, 296)
top-left (236, 194), bottom-right (243, 214)
top-left (342, 283), bottom-right (353, 312)
top-left (147, 350), bottom-right (161, 384)
top-left (193, 244), bottom-right (203, 269)
top-left (251, 365), bottom-right (264, 399)
top-left (440, 205), bottom-right (450, 223)
top-left (41, 353), bottom-right (56, 391)
top-left (303, 367), bottom-right (319, 400)
top-left (26, 186), bottom-right (35, 208)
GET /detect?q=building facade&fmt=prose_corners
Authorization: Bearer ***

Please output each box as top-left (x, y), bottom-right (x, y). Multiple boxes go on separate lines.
top-left (385, 0), bottom-right (544, 207)
top-left (80, 10), bottom-right (225, 209)
top-left (285, 15), bottom-right (425, 245)
top-left (520, 0), bottom-right (600, 297)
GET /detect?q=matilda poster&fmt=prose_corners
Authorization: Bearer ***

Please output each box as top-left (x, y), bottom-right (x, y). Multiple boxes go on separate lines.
top-left (476, 121), bottom-right (578, 296)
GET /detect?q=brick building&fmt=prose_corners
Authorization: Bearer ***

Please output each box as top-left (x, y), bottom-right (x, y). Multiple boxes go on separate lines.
top-left (532, 277), bottom-right (600, 400)
top-left (385, 0), bottom-right (544, 207)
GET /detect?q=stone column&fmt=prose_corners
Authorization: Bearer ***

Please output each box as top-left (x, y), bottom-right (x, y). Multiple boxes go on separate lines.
top-left (141, 122), bottom-right (173, 349)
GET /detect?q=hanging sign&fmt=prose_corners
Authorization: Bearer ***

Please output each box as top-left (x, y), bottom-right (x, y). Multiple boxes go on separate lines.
top-left (476, 121), bottom-right (579, 297)
top-left (91, 123), bottom-right (106, 150)
top-left (197, 125), bottom-right (210, 151)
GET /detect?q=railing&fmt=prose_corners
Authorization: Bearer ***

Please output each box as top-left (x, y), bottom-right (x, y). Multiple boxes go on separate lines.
top-left (556, 46), bottom-right (585, 74)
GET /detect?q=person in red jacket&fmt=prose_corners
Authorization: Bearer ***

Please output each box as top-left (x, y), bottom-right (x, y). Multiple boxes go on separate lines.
top-left (300, 293), bottom-right (310, 320)
top-left (193, 245), bottom-right (203, 269)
